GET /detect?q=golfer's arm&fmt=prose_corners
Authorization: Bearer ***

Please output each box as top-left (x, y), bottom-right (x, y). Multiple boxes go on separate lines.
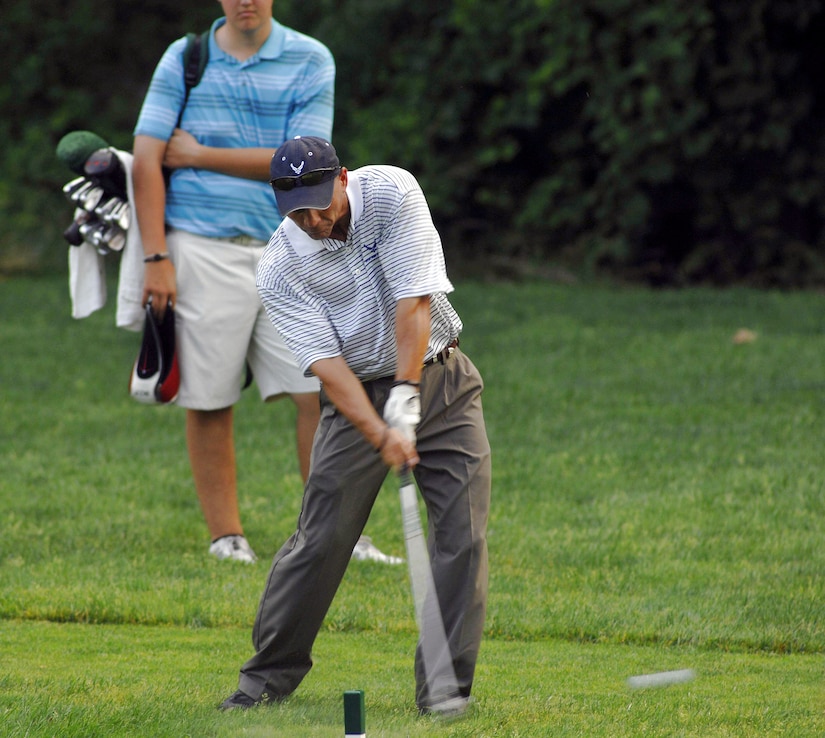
top-left (394, 296), bottom-right (431, 385)
top-left (310, 356), bottom-right (388, 450)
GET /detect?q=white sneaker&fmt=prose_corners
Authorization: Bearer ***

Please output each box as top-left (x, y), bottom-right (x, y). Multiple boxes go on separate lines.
top-left (209, 535), bottom-right (257, 564)
top-left (351, 535), bottom-right (404, 565)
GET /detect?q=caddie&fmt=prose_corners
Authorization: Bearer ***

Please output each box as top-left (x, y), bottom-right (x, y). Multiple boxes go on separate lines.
top-left (131, 0), bottom-right (397, 567)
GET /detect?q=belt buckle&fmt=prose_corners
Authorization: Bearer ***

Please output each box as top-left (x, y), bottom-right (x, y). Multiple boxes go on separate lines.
top-left (436, 344), bottom-right (455, 364)
top-left (424, 341), bottom-right (457, 367)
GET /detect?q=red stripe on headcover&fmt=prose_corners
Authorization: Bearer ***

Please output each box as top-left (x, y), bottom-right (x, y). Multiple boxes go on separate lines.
top-left (157, 353), bottom-right (180, 403)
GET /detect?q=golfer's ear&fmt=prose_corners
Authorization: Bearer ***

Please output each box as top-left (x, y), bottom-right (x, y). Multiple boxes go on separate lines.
top-left (339, 167), bottom-right (348, 186)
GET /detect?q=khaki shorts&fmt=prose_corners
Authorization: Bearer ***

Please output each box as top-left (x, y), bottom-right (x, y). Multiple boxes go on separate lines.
top-left (167, 228), bottom-right (319, 410)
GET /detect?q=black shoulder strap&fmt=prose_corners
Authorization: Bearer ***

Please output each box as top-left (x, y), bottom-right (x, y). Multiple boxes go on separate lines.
top-left (176, 31), bottom-right (210, 127)
top-left (183, 31), bottom-right (210, 90)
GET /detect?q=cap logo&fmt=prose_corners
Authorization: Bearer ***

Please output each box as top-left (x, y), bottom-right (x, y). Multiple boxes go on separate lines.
top-left (290, 160), bottom-right (305, 175)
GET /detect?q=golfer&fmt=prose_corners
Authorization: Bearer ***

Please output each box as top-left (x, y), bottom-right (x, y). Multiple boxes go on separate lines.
top-left (220, 136), bottom-right (491, 714)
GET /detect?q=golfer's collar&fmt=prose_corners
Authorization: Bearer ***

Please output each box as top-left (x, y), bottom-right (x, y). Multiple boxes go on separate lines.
top-left (282, 219), bottom-right (325, 256)
top-left (346, 170), bottom-right (364, 229)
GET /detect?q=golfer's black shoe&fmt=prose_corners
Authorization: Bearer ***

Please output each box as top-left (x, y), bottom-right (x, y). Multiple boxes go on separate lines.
top-left (219, 690), bottom-right (268, 711)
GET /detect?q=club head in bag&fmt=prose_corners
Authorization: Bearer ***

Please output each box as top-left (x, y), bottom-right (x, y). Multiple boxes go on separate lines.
top-left (102, 226), bottom-right (126, 253)
top-left (79, 185), bottom-right (105, 212)
top-left (95, 196), bottom-right (122, 222)
top-left (129, 301), bottom-right (180, 404)
top-left (83, 148), bottom-right (128, 199)
top-left (63, 220), bottom-right (85, 246)
top-left (78, 220), bottom-right (105, 246)
top-left (62, 176), bottom-right (89, 199)
top-left (69, 180), bottom-right (96, 204)
top-left (113, 200), bottom-right (131, 231)
top-left (88, 223), bottom-right (111, 254)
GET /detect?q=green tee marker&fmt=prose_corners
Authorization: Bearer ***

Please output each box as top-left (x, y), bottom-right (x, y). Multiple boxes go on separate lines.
top-left (343, 690), bottom-right (366, 737)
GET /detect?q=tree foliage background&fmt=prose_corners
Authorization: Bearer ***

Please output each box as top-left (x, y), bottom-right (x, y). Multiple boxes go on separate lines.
top-left (2, 0), bottom-right (824, 285)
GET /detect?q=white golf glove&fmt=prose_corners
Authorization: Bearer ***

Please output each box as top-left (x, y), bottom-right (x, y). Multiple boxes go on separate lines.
top-left (383, 382), bottom-right (421, 444)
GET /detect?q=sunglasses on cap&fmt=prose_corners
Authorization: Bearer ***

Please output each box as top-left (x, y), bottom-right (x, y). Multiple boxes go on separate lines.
top-left (269, 166), bottom-right (341, 193)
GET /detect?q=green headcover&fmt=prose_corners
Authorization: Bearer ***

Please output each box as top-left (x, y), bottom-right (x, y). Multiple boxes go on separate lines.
top-left (56, 130), bottom-right (110, 174)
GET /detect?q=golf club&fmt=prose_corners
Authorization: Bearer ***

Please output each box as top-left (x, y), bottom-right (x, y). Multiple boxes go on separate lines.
top-left (113, 200), bottom-right (131, 231)
top-left (62, 208), bottom-right (93, 246)
top-left (83, 147), bottom-right (127, 199)
top-left (79, 185), bottom-right (105, 212)
top-left (68, 180), bottom-right (95, 204)
top-left (79, 221), bottom-right (108, 252)
top-left (62, 176), bottom-right (88, 199)
top-left (398, 467), bottom-right (466, 716)
top-left (101, 225), bottom-right (126, 253)
top-left (95, 196), bottom-right (123, 222)
top-left (62, 220), bottom-right (84, 246)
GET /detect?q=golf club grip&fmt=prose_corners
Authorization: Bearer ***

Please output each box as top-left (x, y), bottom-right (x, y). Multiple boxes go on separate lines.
top-left (398, 469), bottom-right (460, 704)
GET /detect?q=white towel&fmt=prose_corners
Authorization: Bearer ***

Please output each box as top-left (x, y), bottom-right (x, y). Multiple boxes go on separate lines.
top-left (68, 241), bottom-right (107, 319)
top-left (114, 151), bottom-right (146, 331)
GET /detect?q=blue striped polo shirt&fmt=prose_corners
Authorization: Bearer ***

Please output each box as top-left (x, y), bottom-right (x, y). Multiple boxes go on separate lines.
top-left (256, 166), bottom-right (463, 380)
top-left (133, 17), bottom-right (335, 242)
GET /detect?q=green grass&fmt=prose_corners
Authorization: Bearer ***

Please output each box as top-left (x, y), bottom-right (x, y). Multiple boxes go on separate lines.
top-left (1, 275), bottom-right (824, 736)
top-left (1, 621), bottom-right (821, 737)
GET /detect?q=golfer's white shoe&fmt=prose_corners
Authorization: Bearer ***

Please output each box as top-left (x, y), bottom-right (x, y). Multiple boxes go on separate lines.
top-left (351, 535), bottom-right (404, 565)
top-left (209, 535), bottom-right (257, 564)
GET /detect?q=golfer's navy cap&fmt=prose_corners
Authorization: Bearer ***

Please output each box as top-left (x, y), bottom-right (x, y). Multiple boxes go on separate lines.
top-left (269, 136), bottom-right (340, 216)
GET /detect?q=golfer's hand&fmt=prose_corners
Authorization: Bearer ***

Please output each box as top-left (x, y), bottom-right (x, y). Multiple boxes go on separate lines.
top-left (383, 383), bottom-right (421, 444)
top-left (378, 426), bottom-right (420, 470)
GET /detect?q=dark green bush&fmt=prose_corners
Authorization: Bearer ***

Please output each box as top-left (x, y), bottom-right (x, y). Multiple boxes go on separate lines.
top-left (3, 0), bottom-right (824, 285)
top-left (316, 0), bottom-right (825, 285)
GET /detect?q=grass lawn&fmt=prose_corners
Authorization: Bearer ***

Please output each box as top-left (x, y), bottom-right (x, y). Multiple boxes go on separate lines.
top-left (0, 274), bottom-right (823, 736)
top-left (1, 620), bottom-right (821, 737)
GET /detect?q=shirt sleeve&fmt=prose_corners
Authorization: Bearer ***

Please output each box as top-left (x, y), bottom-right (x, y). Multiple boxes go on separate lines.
top-left (377, 173), bottom-right (454, 301)
top-left (133, 38), bottom-right (188, 141)
top-left (257, 241), bottom-right (343, 376)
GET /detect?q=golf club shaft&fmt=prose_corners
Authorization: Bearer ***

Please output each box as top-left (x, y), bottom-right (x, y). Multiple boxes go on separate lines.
top-left (398, 467), bottom-right (460, 706)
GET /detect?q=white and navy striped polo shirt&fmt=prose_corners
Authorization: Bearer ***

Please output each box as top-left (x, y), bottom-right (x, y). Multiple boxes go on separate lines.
top-left (256, 165), bottom-right (463, 380)
top-left (133, 17), bottom-right (334, 242)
